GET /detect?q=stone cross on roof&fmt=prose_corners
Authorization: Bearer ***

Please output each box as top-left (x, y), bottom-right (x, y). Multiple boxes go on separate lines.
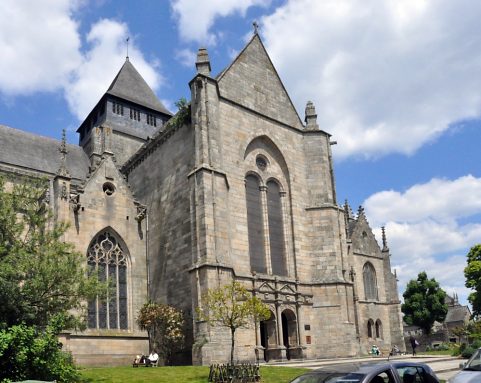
top-left (253, 21), bottom-right (259, 34)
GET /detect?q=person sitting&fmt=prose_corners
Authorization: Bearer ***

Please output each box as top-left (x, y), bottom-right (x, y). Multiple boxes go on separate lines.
top-left (370, 345), bottom-right (380, 356)
top-left (148, 350), bottom-right (159, 366)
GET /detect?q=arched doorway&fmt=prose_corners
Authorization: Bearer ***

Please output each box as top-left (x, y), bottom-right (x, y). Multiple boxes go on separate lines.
top-left (260, 311), bottom-right (276, 362)
top-left (281, 309), bottom-right (298, 360)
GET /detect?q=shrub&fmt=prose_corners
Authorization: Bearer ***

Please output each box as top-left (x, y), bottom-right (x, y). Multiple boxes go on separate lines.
top-left (0, 315), bottom-right (80, 383)
top-left (462, 346), bottom-right (476, 358)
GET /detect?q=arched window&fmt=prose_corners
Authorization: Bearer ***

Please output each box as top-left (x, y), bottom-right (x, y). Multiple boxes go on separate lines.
top-left (267, 180), bottom-right (287, 276)
top-left (87, 231), bottom-right (128, 330)
top-left (367, 319), bottom-right (374, 338)
top-left (363, 262), bottom-right (378, 300)
top-left (245, 175), bottom-right (267, 273)
top-left (375, 319), bottom-right (382, 338)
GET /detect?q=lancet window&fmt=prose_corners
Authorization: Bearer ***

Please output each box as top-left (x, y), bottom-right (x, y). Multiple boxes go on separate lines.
top-left (245, 175), bottom-right (287, 276)
top-left (363, 262), bottom-right (378, 300)
top-left (87, 231), bottom-right (128, 330)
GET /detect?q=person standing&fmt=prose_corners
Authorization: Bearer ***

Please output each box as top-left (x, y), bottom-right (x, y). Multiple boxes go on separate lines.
top-left (409, 335), bottom-right (418, 356)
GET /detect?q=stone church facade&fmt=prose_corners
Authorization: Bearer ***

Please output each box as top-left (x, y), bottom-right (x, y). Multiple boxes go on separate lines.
top-left (0, 33), bottom-right (404, 366)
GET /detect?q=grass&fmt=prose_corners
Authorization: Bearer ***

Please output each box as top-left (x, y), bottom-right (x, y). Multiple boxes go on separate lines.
top-left (80, 365), bottom-right (310, 383)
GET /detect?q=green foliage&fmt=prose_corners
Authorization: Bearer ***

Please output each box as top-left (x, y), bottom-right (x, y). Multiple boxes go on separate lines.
top-left (0, 314), bottom-right (80, 383)
top-left (465, 244), bottom-right (481, 318)
top-left (0, 176), bottom-right (106, 329)
top-left (196, 281), bottom-right (271, 365)
top-left (401, 271), bottom-right (448, 334)
top-left (137, 302), bottom-right (185, 365)
top-left (165, 98), bottom-right (190, 130)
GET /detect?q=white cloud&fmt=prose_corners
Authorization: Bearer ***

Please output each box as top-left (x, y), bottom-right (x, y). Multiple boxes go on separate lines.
top-left (65, 19), bottom-right (163, 120)
top-left (363, 175), bottom-right (481, 305)
top-left (171, 0), bottom-right (271, 45)
top-left (175, 48), bottom-right (197, 68)
top-left (260, 0), bottom-right (481, 159)
top-left (0, 2), bottom-right (164, 122)
top-left (0, 0), bottom-right (82, 94)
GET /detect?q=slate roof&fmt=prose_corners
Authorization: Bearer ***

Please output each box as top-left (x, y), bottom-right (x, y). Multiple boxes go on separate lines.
top-left (445, 304), bottom-right (470, 323)
top-left (106, 59), bottom-right (172, 116)
top-left (0, 125), bottom-right (89, 181)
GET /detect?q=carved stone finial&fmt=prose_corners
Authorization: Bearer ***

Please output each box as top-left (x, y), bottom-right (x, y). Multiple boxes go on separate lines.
top-left (381, 226), bottom-right (389, 252)
top-left (357, 205), bottom-right (365, 218)
top-left (196, 48), bottom-right (211, 76)
top-left (305, 101), bottom-right (319, 130)
top-left (57, 129), bottom-right (71, 178)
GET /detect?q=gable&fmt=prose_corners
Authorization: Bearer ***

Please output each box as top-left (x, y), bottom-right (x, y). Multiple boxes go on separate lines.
top-left (217, 35), bottom-right (303, 129)
top-left (350, 215), bottom-right (382, 256)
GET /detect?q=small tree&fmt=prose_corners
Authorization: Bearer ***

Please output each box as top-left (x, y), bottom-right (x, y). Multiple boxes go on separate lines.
top-left (137, 302), bottom-right (185, 365)
top-left (196, 281), bottom-right (270, 365)
top-left (465, 244), bottom-right (481, 318)
top-left (0, 176), bottom-right (105, 329)
top-left (402, 271), bottom-right (448, 334)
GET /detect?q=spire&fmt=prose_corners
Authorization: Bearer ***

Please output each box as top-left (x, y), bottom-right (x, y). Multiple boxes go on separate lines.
top-left (305, 101), bottom-right (319, 130)
top-left (357, 205), bottom-right (365, 219)
top-left (381, 226), bottom-right (389, 252)
top-left (57, 129), bottom-right (70, 178)
top-left (106, 59), bottom-right (171, 115)
top-left (196, 47), bottom-right (211, 76)
top-left (344, 199), bottom-right (354, 219)
top-left (126, 37), bottom-right (130, 61)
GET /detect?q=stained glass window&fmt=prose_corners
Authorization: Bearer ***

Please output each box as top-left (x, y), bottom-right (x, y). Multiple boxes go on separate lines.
top-left (87, 231), bottom-right (128, 330)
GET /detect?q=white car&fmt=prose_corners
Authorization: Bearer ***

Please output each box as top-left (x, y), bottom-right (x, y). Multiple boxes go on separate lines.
top-left (448, 348), bottom-right (481, 383)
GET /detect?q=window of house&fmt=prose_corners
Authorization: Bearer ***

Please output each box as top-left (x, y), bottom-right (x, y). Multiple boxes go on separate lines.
top-left (87, 231), bottom-right (128, 330)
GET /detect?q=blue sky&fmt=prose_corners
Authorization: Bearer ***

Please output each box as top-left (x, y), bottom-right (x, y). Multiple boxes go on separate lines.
top-left (1, 0), bottom-right (480, 306)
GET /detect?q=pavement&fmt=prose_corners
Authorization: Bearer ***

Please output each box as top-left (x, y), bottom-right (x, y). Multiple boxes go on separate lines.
top-left (267, 354), bottom-right (466, 381)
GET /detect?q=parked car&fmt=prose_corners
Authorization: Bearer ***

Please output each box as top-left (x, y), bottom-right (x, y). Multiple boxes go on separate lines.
top-left (289, 361), bottom-right (440, 383)
top-left (447, 347), bottom-right (481, 383)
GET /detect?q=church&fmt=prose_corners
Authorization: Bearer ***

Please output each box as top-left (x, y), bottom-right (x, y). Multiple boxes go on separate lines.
top-left (0, 32), bottom-right (404, 366)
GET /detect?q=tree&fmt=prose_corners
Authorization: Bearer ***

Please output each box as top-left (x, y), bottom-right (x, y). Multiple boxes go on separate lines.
top-left (0, 176), bottom-right (105, 329)
top-left (465, 244), bottom-right (481, 318)
top-left (137, 302), bottom-right (185, 365)
top-left (0, 314), bottom-right (80, 383)
top-left (402, 271), bottom-right (448, 334)
top-left (196, 281), bottom-right (270, 365)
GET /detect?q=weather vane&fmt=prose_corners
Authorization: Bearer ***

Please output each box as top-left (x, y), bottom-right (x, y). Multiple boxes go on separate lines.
top-left (126, 36), bottom-right (130, 60)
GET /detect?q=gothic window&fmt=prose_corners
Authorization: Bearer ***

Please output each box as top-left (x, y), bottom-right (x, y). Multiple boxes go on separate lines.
top-left (267, 180), bottom-right (287, 276)
top-left (87, 231), bottom-right (128, 330)
top-left (363, 262), bottom-right (378, 300)
top-left (375, 319), bottom-right (382, 338)
top-left (367, 319), bottom-right (374, 338)
top-left (245, 175), bottom-right (267, 273)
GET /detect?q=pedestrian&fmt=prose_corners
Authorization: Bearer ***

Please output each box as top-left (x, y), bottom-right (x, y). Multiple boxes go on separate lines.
top-left (409, 335), bottom-right (418, 356)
